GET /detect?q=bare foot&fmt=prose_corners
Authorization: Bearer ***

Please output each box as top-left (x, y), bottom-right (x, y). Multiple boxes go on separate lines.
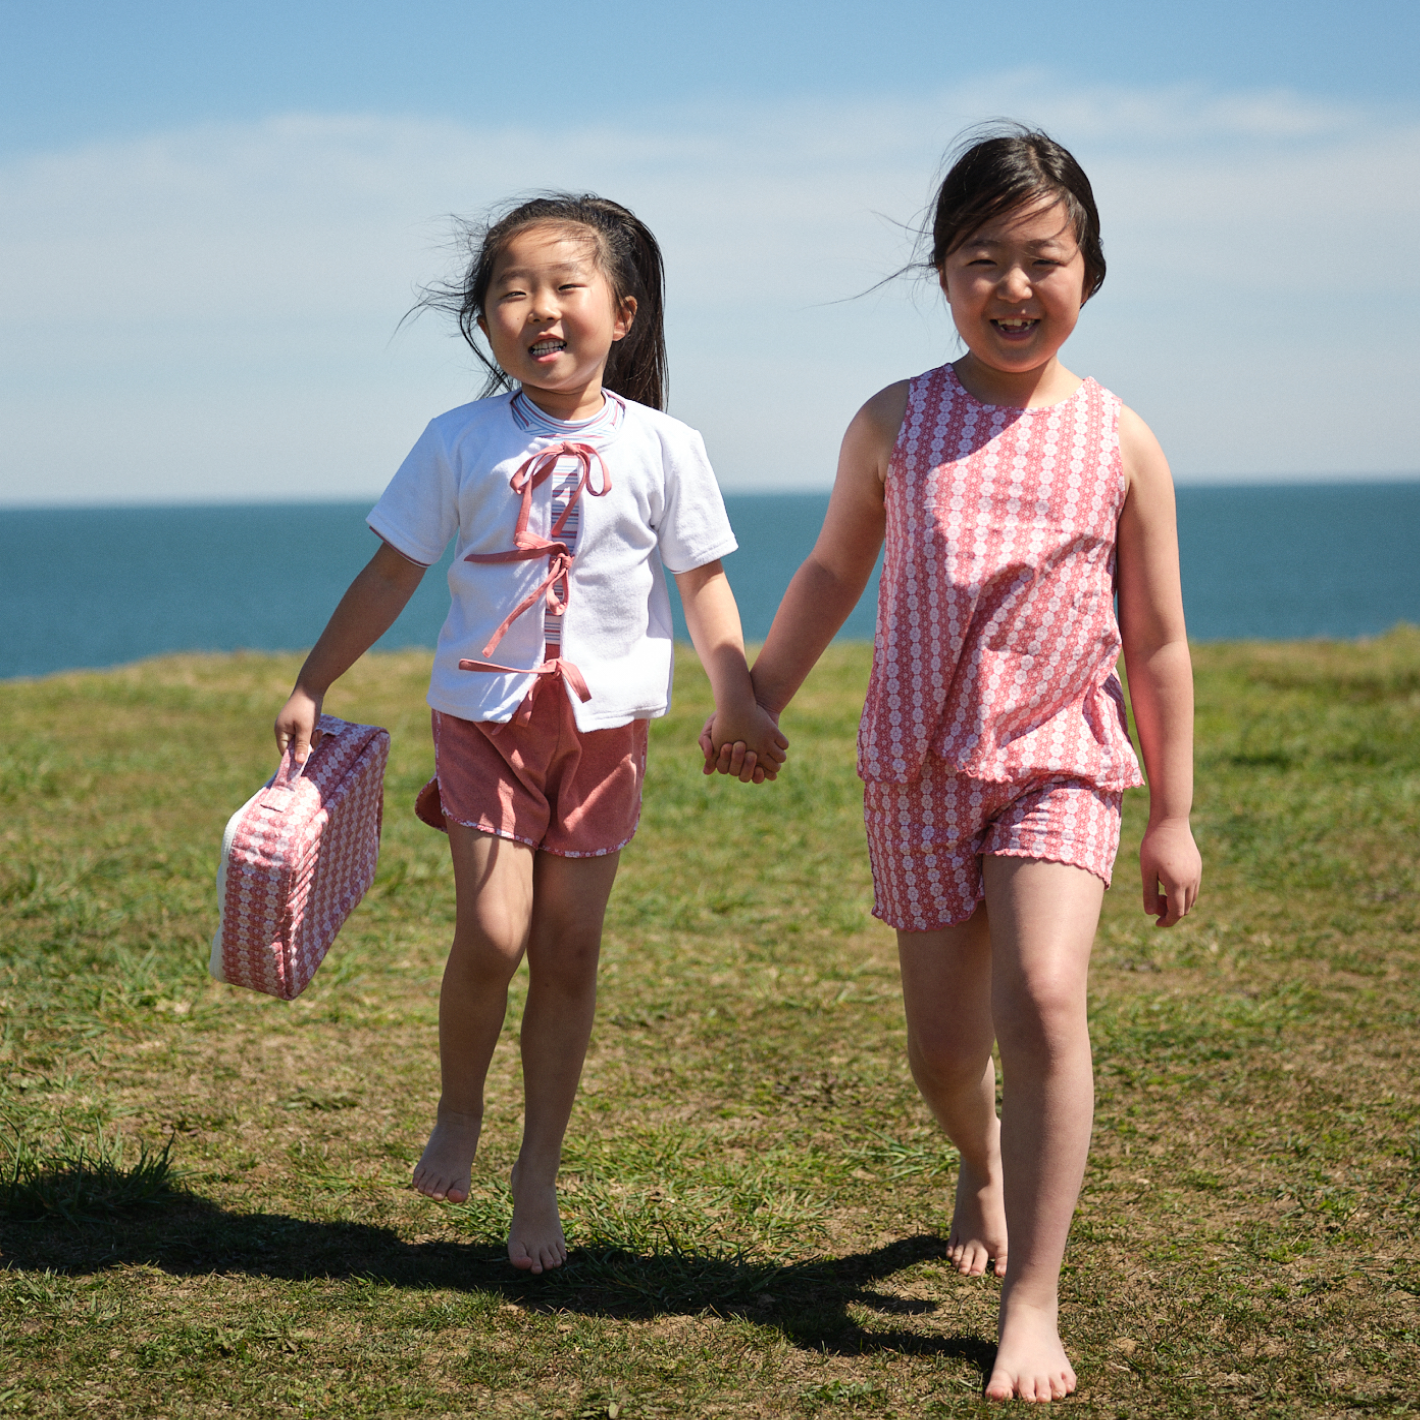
top-left (985, 1293), bottom-right (1076, 1403)
top-left (411, 1110), bottom-right (481, 1203)
top-left (948, 1158), bottom-right (1009, 1277)
top-left (507, 1163), bottom-right (567, 1274)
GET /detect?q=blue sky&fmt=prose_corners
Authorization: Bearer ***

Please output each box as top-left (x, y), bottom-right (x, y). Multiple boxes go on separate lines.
top-left (2, 0), bottom-right (1417, 503)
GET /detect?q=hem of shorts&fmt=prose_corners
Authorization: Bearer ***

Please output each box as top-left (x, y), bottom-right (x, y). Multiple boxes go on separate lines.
top-left (871, 898), bottom-right (980, 931)
top-left (870, 847), bottom-right (1115, 932)
top-left (984, 845), bottom-right (1113, 888)
top-left (441, 814), bottom-right (637, 859)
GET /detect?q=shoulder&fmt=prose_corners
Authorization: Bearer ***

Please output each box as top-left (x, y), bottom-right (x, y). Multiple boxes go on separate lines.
top-left (616, 397), bottom-right (704, 448)
top-left (858, 379), bottom-right (913, 437)
top-left (849, 362), bottom-right (954, 451)
top-left (424, 392), bottom-right (514, 441)
top-left (1114, 402), bottom-right (1172, 499)
top-left (841, 379), bottom-right (913, 484)
top-left (612, 399), bottom-right (718, 492)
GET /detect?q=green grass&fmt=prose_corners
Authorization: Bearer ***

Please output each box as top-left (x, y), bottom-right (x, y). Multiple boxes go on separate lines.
top-left (0, 1131), bottom-right (180, 1223)
top-left (1, 630), bottom-right (1418, 1416)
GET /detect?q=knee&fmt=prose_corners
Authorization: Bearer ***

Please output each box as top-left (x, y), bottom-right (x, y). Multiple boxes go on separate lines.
top-left (528, 929), bottom-right (602, 996)
top-left (907, 1023), bottom-right (991, 1093)
top-left (993, 969), bottom-right (1086, 1061)
top-left (446, 921), bottom-right (525, 987)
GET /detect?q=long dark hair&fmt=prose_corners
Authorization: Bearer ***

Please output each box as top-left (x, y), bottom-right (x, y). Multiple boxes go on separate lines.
top-left (418, 193), bottom-right (669, 410)
top-left (928, 125), bottom-right (1106, 301)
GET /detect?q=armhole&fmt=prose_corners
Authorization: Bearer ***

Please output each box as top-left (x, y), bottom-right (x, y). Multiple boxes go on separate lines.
top-left (882, 375), bottom-right (919, 490)
top-left (1105, 386), bottom-right (1127, 506)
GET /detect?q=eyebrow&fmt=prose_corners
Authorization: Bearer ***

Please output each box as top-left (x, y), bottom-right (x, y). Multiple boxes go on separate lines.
top-left (493, 261), bottom-right (591, 284)
top-left (961, 234), bottom-right (1073, 251)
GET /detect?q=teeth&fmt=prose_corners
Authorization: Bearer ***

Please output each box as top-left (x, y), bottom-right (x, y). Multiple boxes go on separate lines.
top-left (530, 340), bottom-right (565, 355)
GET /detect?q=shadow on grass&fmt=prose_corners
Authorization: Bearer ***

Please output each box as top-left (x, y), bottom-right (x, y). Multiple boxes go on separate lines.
top-left (0, 1193), bottom-right (992, 1368)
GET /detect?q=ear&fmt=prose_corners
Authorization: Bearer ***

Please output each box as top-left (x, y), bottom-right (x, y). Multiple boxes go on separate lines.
top-left (936, 264), bottom-right (950, 301)
top-left (612, 295), bottom-right (637, 342)
top-left (475, 314), bottom-right (488, 338)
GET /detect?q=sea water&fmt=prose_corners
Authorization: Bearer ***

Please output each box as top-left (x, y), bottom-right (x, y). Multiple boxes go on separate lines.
top-left (1, 484), bottom-right (1417, 680)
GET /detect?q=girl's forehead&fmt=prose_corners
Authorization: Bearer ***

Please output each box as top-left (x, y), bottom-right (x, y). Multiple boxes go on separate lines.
top-left (492, 223), bottom-right (601, 276)
top-left (963, 198), bottom-right (1075, 248)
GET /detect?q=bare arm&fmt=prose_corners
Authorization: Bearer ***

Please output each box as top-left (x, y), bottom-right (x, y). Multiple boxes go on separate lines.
top-left (1116, 406), bottom-right (1202, 927)
top-left (274, 540), bottom-right (427, 762)
top-left (750, 382), bottom-right (903, 716)
top-left (675, 560), bottom-right (788, 782)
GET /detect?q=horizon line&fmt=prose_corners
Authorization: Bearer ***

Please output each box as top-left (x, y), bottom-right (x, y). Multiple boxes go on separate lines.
top-left (3, 471), bottom-right (1420, 513)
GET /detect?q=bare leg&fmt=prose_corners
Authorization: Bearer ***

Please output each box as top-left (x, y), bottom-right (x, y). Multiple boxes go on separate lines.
top-left (412, 826), bottom-right (534, 1204)
top-left (507, 849), bottom-right (620, 1274)
top-left (898, 907), bottom-right (1008, 1278)
top-left (982, 855), bottom-right (1103, 1404)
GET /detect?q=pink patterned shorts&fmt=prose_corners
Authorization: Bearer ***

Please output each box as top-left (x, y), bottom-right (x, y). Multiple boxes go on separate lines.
top-left (863, 764), bottom-right (1123, 932)
top-left (415, 685), bottom-right (648, 858)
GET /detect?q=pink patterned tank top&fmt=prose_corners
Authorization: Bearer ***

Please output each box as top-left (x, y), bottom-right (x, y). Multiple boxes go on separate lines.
top-left (858, 364), bottom-right (1144, 790)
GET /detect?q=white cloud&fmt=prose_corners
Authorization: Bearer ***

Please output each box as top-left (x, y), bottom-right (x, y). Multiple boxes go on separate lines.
top-left (1, 79), bottom-right (1417, 505)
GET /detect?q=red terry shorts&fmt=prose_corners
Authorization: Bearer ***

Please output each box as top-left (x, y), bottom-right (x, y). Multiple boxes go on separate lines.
top-left (415, 682), bottom-right (648, 858)
top-left (863, 763), bottom-right (1123, 932)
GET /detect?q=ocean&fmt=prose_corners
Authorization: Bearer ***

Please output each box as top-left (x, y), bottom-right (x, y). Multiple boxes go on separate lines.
top-left (2, 484), bottom-right (1417, 681)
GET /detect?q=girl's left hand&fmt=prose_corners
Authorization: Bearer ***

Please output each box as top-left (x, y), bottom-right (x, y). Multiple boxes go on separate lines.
top-left (1140, 818), bottom-right (1202, 927)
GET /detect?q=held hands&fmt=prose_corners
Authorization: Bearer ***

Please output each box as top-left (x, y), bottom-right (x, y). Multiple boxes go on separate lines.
top-left (1140, 817), bottom-right (1202, 927)
top-left (274, 686), bottom-right (324, 766)
top-left (698, 705), bottom-right (789, 784)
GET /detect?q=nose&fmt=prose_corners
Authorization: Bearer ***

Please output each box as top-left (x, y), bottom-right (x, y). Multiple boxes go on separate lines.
top-left (998, 263), bottom-right (1032, 302)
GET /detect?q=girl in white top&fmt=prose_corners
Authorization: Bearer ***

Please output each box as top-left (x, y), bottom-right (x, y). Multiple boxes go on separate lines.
top-left (275, 194), bottom-right (785, 1274)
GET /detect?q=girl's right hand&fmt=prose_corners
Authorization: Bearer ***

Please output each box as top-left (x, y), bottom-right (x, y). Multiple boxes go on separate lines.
top-left (275, 686), bottom-right (323, 765)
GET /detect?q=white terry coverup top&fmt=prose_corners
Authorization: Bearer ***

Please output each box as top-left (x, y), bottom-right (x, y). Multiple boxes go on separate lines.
top-left (367, 392), bottom-right (739, 732)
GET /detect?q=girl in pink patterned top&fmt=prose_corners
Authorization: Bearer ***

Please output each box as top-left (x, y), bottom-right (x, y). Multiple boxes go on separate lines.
top-left (707, 127), bottom-right (1201, 1402)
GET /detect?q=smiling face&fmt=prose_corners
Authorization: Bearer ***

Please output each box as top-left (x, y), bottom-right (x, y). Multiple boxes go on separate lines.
top-left (938, 198), bottom-right (1088, 406)
top-left (477, 222), bottom-right (636, 420)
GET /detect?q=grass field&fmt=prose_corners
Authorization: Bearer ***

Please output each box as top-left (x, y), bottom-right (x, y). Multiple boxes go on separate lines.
top-left (1, 632), bottom-right (1418, 1417)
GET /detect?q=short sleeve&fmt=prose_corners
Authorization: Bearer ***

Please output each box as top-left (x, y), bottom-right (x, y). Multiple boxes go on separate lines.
top-left (654, 424), bottom-right (739, 574)
top-left (367, 420), bottom-right (459, 567)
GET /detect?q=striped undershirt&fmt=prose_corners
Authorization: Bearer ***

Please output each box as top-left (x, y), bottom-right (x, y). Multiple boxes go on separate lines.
top-left (510, 390), bottom-right (624, 652)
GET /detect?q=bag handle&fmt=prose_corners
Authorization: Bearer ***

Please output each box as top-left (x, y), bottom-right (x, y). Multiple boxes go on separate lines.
top-left (259, 717), bottom-right (342, 808)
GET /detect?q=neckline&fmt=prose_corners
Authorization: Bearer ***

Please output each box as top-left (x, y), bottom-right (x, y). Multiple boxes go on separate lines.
top-left (946, 362), bottom-right (1089, 414)
top-left (511, 388), bottom-right (624, 439)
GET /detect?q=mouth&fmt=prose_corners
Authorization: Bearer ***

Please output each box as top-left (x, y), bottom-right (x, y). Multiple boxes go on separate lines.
top-left (529, 338), bottom-right (566, 358)
top-left (991, 318), bottom-right (1039, 336)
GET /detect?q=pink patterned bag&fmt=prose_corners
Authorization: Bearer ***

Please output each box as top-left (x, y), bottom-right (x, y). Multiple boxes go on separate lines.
top-left (210, 714), bottom-right (390, 1000)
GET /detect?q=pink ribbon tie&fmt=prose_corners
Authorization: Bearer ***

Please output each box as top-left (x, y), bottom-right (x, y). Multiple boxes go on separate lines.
top-left (459, 442), bottom-right (610, 707)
